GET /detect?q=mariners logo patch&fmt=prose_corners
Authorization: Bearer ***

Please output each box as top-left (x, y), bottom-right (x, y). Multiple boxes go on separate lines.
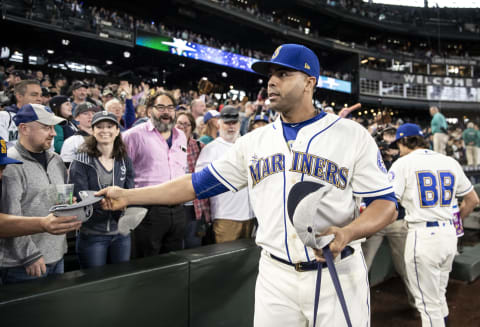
top-left (377, 150), bottom-right (387, 174)
top-left (272, 46), bottom-right (282, 59)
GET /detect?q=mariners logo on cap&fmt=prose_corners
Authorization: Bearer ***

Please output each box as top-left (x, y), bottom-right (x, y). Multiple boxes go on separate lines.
top-left (272, 46), bottom-right (282, 59)
top-left (304, 62), bottom-right (311, 70)
top-left (1, 139), bottom-right (6, 154)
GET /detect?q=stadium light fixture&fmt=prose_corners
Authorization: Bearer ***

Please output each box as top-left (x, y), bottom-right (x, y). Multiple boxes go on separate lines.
top-left (47, 49), bottom-right (54, 54)
top-left (106, 60), bottom-right (113, 65)
top-left (221, 72), bottom-right (228, 78)
top-left (123, 51), bottom-right (131, 58)
top-left (62, 39), bottom-right (70, 46)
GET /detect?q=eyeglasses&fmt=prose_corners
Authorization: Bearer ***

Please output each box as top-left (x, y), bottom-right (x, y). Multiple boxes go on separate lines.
top-left (176, 122), bottom-right (191, 128)
top-left (31, 121), bottom-right (55, 132)
top-left (152, 104), bottom-right (175, 112)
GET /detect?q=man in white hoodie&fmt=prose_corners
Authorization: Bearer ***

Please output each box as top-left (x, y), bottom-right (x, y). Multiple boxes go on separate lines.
top-left (195, 106), bottom-right (255, 243)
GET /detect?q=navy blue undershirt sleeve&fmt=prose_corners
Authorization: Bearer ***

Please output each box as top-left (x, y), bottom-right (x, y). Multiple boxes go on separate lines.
top-left (192, 166), bottom-right (229, 199)
top-left (364, 192), bottom-right (398, 209)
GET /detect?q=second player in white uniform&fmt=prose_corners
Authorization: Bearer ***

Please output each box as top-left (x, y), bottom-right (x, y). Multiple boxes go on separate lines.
top-left (97, 44), bottom-right (398, 326)
top-left (388, 123), bottom-right (479, 327)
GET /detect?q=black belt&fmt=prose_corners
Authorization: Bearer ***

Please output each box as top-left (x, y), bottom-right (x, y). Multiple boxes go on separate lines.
top-left (270, 246), bottom-right (354, 272)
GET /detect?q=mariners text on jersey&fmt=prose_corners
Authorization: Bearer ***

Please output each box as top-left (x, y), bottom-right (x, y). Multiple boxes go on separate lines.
top-left (249, 150), bottom-right (348, 189)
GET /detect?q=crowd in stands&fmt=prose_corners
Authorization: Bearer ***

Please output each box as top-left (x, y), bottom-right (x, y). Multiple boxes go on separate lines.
top-left (5, 0), bottom-right (352, 81)
top-left (324, 0), bottom-right (480, 35)
top-left (7, 0), bottom-right (480, 81)
top-left (215, 0), bottom-right (478, 62)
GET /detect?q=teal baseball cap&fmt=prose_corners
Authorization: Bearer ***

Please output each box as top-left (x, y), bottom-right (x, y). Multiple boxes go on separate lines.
top-left (251, 44), bottom-right (320, 81)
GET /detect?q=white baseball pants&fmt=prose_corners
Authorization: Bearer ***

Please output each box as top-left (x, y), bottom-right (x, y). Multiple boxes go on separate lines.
top-left (405, 222), bottom-right (457, 327)
top-left (254, 244), bottom-right (370, 327)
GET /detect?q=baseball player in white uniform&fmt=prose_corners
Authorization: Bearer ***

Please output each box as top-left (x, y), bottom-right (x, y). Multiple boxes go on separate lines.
top-left (97, 44), bottom-right (398, 326)
top-left (388, 123), bottom-right (479, 327)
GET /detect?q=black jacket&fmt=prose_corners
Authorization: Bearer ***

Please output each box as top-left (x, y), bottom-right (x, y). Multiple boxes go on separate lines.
top-left (69, 152), bottom-right (135, 233)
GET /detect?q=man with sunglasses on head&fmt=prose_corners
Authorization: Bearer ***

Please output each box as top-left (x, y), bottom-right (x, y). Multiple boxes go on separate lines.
top-left (0, 104), bottom-right (71, 284)
top-left (122, 91), bottom-right (187, 258)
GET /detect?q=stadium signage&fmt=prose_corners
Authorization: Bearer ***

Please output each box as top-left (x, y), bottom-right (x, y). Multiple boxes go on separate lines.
top-left (360, 69), bottom-right (479, 87)
top-left (403, 74), bottom-right (480, 87)
top-left (136, 30), bottom-right (352, 93)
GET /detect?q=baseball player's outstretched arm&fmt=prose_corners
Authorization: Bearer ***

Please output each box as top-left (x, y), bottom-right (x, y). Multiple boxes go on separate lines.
top-left (459, 189), bottom-right (480, 220)
top-left (96, 174), bottom-right (196, 211)
top-left (313, 199), bottom-right (397, 261)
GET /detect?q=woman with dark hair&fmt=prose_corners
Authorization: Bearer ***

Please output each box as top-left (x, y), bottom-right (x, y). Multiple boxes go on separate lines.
top-left (69, 111), bottom-right (135, 269)
top-left (49, 95), bottom-right (78, 153)
top-left (175, 111), bottom-right (210, 248)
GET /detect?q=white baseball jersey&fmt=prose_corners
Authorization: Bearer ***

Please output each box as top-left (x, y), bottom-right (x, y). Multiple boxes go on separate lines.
top-left (388, 149), bottom-right (473, 223)
top-left (0, 110), bottom-right (18, 148)
top-left (203, 113), bottom-right (393, 262)
top-left (195, 136), bottom-right (254, 221)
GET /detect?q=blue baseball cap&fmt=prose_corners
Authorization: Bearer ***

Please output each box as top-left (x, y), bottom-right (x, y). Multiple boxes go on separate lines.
top-left (390, 123), bottom-right (424, 148)
top-left (251, 44), bottom-right (320, 81)
top-left (0, 137), bottom-right (22, 165)
top-left (203, 109), bottom-right (220, 123)
top-left (253, 113), bottom-right (269, 124)
top-left (13, 104), bottom-right (66, 126)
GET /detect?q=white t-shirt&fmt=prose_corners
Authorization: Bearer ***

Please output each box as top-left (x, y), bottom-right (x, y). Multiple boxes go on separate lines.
top-left (389, 148), bottom-right (472, 223)
top-left (196, 136), bottom-right (254, 221)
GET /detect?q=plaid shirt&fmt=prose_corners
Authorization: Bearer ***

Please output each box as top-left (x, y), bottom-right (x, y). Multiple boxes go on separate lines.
top-left (187, 137), bottom-right (211, 222)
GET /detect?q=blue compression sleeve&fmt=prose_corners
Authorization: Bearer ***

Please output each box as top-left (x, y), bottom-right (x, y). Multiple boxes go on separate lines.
top-left (192, 166), bottom-right (229, 199)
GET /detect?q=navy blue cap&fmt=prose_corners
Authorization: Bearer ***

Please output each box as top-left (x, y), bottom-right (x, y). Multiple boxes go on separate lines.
top-left (253, 113), bottom-right (269, 123)
top-left (0, 137), bottom-right (22, 165)
top-left (251, 44), bottom-right (320, 81)
top-left (390, 123), bottom-right (424, 148)
top-left (204, 109), bottom-right (220, 123)
top-left (13, 104), bottom-right (66, 126)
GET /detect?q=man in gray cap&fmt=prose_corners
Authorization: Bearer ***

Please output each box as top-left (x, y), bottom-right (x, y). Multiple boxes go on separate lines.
top-left (195, 106), bottom-right (255, 243)
top-left (0, 104), bottom-right (72, 283)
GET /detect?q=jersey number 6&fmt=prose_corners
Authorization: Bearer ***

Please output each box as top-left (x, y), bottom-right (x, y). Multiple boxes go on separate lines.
top-left (416, 170), bottom-right (455, 208)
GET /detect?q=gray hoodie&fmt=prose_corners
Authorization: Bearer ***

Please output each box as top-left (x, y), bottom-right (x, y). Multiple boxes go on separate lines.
top-left (0, 142), bottom-right (68, 267)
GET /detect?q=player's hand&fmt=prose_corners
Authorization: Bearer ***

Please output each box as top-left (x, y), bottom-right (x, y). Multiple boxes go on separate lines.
top-left (312, 226), bottom-right (353, 261)
top-left (95, 186), bottom-right (129, 211)
top-left (41, 214), bottom-right (81, 235)
top-left (25, 257), bottom-right (46, 277)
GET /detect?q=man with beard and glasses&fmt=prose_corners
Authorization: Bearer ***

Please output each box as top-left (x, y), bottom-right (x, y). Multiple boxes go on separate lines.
top-left (122, 91), bottom-right (187, 257)
top-left (195, 106), bottom-right (255, 243)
